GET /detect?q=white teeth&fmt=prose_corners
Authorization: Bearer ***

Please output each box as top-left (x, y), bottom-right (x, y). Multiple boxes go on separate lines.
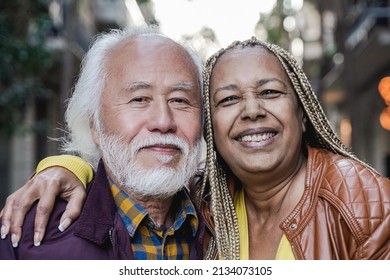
top-left (238, 133), bottom-right (275, 142)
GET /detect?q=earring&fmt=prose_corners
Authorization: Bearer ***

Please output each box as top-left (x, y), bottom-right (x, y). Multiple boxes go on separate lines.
top-left (302, 117), bottom-right (307, 132)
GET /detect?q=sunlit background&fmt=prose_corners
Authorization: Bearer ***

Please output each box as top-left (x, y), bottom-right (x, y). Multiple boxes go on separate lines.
top-left (153, 0), bottom-right (317, 63)
top-left (1, 0), bottom-right (390, 205)
top-left (153, 0), bottom-right (278, 55)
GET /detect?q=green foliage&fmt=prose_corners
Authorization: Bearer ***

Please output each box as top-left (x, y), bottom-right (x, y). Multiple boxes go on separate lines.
top-left (0, 0), bottom-right (53, 137)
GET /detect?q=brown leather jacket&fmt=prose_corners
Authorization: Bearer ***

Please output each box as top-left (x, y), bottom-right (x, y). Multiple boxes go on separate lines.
top-left (194, 146), bottom-right (390, 259)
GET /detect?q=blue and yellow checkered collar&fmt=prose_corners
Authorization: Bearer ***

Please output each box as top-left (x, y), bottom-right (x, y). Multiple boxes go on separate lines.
top-left (109, 177), bottom-right (199, 238)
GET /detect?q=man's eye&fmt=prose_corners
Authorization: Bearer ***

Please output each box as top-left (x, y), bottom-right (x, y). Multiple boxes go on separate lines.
top-left (130, 97), bottom-right (148, 103)
top-left (171, 98), bottom-right (190, 105)
top-left (172, 98), bottom-right (186, 103)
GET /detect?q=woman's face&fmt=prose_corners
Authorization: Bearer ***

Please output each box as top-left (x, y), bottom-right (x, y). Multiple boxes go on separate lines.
top-left (209, 47), bottom-right (306, 179)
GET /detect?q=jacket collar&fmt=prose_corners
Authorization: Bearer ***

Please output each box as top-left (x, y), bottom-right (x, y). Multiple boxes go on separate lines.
top-left (73, 160), bottom-right (116, 245)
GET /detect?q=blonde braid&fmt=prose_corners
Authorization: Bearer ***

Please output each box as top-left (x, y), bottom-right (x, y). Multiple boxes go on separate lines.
top-left (201, 46), bottom-right (240, 259)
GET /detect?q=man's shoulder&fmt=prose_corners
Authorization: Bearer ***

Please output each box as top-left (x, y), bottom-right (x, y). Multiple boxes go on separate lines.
top-left (23, 199), bottom-right (69, 240)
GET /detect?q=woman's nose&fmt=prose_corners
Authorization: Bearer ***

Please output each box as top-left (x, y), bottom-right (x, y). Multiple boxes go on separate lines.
top-left (240, 95), bottom-right (266, 121)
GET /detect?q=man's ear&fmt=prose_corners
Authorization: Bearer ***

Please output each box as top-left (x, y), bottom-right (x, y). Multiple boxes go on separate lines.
top-left (90, 121), bottom-right (100, 145)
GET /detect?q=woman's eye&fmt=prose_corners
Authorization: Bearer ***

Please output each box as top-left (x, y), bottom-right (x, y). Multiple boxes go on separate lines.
top-left (259, 90), bottom-right (283, 98)
top-left (218, 96), bottom-right (240, 106)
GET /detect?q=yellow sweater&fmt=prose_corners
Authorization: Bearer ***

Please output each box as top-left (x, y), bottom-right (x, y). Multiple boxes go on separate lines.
top-left (36, 155), bottom-right (94, 187)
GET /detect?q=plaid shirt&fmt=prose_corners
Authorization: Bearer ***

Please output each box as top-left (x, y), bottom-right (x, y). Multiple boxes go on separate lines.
top-left (110, 180), bottom-right (199, 260)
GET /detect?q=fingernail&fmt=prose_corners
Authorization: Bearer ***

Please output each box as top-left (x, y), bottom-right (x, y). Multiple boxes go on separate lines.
top-left (11, 233), bottom-right (18, 248)
top-left (34, 232), bottom-right (41, 247)
top-left (58, 218), bottom-right (71, 232)
top-left (1, 225), bottom-right (7, 239)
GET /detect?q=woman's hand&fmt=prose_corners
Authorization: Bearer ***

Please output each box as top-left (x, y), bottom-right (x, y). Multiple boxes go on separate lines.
top-left (0, 167), bottom-right (86, 247)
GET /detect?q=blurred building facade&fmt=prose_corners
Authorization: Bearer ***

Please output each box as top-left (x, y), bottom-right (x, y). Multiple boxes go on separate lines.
top-left (316, 0), bottom-right (390, 176)
top-left (1, 0), bottom-right (389, 206)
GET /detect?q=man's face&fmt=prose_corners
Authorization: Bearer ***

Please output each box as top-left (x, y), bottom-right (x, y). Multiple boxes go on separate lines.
top-left (92, 36), bottom-right (203, 197)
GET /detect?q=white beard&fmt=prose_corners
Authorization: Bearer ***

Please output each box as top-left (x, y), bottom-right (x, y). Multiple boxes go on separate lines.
top-left (98, 132), bottom-right (202, 198)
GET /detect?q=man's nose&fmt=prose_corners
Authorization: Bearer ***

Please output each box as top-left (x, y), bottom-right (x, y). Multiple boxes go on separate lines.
top-left (147, 102), bottom-right (177, 133)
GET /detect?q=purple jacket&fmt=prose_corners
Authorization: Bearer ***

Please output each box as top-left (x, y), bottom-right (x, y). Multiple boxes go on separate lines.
top-left (0, 161), bottom-right (206, 259)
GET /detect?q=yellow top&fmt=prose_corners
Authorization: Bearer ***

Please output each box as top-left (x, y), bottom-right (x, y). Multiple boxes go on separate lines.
top-left (234, 188), bottom-right (295, 260)
top-left (36, 155), bottom-right (94, 188)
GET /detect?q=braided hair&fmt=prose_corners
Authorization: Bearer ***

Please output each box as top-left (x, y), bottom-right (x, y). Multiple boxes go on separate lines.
top-left (201, 37), bottom-right (369, 260)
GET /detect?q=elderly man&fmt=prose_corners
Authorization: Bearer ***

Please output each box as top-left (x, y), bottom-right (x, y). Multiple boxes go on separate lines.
top-left (0, 26), bottom-right (208, 259)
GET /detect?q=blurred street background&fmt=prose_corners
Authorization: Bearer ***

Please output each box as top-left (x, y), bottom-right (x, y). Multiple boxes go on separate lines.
top-left (1, 0), bottom-right (390, 206)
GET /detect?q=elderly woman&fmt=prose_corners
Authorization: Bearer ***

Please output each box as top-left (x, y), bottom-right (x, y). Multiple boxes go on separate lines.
top-left (2, 38), bottom-right (390, 260)
top-left (200, 37), bottom-right (390, 260)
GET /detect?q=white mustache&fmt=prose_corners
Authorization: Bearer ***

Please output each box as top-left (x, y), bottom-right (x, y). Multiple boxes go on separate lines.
top-left (130, 134), bottom-right (189, 156)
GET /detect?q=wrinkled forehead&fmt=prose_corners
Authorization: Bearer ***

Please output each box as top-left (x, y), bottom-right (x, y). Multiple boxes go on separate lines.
top-left (104, 35), bottom-right (200, 81)
top-left (109, 35), bottom-right (191, 64)
top-left (210, 46), bottom-right (290, 86)
top-left (213, 45), bottom-right (280, 72)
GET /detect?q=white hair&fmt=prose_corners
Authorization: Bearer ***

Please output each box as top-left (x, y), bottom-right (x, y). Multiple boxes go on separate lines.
top-left (60, 25), bottom-right (204, 169)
